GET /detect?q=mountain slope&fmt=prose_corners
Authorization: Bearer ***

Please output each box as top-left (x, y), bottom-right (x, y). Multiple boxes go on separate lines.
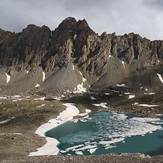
top-left (0, 17), bottom-right (163, 95)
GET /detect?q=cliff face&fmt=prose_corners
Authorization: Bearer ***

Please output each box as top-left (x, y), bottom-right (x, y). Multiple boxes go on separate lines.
top-left (0, 17), bottom-right (163, 95)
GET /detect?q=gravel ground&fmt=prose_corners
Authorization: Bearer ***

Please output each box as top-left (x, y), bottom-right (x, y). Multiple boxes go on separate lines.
top-left (2, 154), bottom-right (163, 163)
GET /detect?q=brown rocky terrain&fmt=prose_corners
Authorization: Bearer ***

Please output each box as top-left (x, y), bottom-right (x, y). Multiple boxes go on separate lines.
top-left (0, 17), bottom-right (163, 95)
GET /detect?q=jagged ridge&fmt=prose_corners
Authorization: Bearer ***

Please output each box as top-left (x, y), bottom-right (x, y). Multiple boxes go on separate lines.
top-left (0, 17), bottom-right (163, 95)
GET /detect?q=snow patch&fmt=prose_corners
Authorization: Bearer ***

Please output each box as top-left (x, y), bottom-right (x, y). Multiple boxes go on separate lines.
top-left (90, 96), bottom-right (96, 100)
top-left (125, 92), bottom-right (131, 95)
top-left (73, 83), bottom-right (87, 93)
top-left (42, 72), bottom-right (45, 81)
top-left (128, 95), bottom-right (135, 99)
top-left (13, 133), bottom-right (22, 135)
top-left (144, 92), bottom-right (155, 95)
top-left (13, 95), bottom-right (21, 98)
top-left (72, 65), bottom-right (75, 70)
top-left (53, 97), bottom-right (61, 101)
top-left (82, 77), bottom-right (86, 82)
top-left (37, 104), bottom-right (46, 108)
top-left (105, 93), bottom-right (110, 95)
top-left (29, 137), bottom-right (59, 156)
top-left (0, 97), bottom-right (7, 100)
top-left (73, 34), bottom-right (77, 40)
top-left (93, 102), bottom-right (108, 108)
top-left (121, 61), bottom-right (125, 68)
top-left (0, 119), bottom-right (10, 124)
top-left (34, 97), bottom-right (46, 101)
top-left (72, 71), bottom-right (87, 93)
top-left (5, 73), bottom-right (10, 84)
top-left (134, 103), bottom-right (159, 107)
top-left (157, 73), bottom-right (163, 83)
top-left (35, 84), bottom-right (41, 88)
top-left (116, 84), bottom-right (127, 87)
top-left (85, 109), bottom-right (91, 113)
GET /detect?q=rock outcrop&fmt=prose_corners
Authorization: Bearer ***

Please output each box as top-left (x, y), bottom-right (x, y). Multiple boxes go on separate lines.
top-left (0, 17), bottom-right (163, 95)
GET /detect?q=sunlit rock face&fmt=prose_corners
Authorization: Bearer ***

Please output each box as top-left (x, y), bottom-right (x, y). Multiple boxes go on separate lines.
top-left (0, 17), bottom-right (163, 94)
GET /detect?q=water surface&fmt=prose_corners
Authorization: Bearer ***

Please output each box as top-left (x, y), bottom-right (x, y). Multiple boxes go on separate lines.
top-left (45, 111), bottom-right (163, 156)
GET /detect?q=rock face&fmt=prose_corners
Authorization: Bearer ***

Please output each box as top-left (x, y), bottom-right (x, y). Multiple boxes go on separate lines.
top-left (0, 17), bottom-right (163, 95)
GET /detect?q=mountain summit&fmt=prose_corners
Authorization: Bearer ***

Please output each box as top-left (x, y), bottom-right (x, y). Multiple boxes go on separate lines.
top-left (0, 17), bottom-right (163, 95)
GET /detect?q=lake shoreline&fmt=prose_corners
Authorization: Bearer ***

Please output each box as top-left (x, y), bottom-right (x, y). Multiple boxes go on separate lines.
top-left (1, 93), bottom-right (163, 162)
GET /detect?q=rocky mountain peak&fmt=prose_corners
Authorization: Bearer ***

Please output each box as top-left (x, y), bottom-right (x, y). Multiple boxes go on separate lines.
top-left (57, 17), bottom-right (90, 33)
top-left (76, 19), bottom-right (90, 31)
top-left (0, 17), bottom-right (163, 95)
top-left (58, 17), bottom-right (77, 31)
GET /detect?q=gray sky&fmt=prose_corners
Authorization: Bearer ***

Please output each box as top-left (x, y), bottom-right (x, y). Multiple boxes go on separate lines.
top-left (0, 0), bottom-right (163, 40)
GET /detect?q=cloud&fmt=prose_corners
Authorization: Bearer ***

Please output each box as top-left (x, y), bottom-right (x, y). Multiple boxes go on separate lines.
top-left (0, 0), bottom-right (163, 40)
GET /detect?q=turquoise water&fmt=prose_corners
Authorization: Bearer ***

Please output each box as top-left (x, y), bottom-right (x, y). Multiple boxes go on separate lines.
top-left (45, 111), bottom-right (163, 156)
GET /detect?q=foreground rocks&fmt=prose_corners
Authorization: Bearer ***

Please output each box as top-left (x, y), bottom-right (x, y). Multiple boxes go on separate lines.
top-left (2, 153), bottom-right (163, 163)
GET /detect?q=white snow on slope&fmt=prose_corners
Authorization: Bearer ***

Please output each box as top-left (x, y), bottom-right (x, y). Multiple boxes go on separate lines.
top-left (144, 92), bottom-right (155, 95)
top-left (35, 84), bottom-right (41, 88)
top-left (128, 95), bottom-right (135, 99)
top-left (34, 97), bottom-right (46, 100)
top-left (73, 83), bottom-right (87, 93)
top-left (73, 71), bottom-right (87, 93)
top-left (134, 103), bottom-right (159, 107)
top-left (108, 55), bottom-right (112, 58)
top-left (90, 96), bottom-right (96, 100)
top-left (0, 119), bottom-right (10, 124)
top-left (72, 65), bottom-right (75, 70)
top-left (93, 102), bottom-right (108, 108)
top-left (74, 34), bottom-right (77, 40)
top-left (42, 72), bottom-right (45, 81)
top-left (37, 104), bottom-right (46, 108)
top-left (157, 73), bottom-right (163, 83)
top-left (0, 97), bottom-right (7, 100)
top-left (121, 61), bottom-right (125, 68)
top-left (125, 92), bottom-right (131, 95)
top-left (13, 95), bottom-right (21, 98)
top-left (82, 77), bottom-right (86, 82)
top-left (5, 73), bottom-right (10, 84)
top-left (116, 83), bottom-right (127, 87)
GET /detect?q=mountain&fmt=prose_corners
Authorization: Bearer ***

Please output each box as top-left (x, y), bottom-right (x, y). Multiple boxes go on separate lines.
top-left (0, 17), bottom-right (163, 95)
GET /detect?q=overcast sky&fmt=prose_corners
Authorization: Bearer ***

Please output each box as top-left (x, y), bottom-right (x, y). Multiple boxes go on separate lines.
top-left (0, 0), bottom-right (163, 40)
